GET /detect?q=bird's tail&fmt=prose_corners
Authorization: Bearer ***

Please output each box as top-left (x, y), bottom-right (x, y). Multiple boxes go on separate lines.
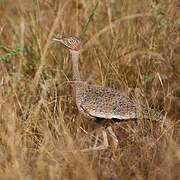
top-left (135, 101), bottom-right (163, 121)
top-left (142, 107), bottom-right (163, 121)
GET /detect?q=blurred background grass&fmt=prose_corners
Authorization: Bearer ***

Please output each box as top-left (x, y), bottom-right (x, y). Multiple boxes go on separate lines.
top-left (0, 0), bottom-right (179, 179)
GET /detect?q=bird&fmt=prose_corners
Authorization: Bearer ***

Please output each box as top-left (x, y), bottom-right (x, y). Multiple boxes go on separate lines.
top-left (53, 36), bottom-right (163, 150)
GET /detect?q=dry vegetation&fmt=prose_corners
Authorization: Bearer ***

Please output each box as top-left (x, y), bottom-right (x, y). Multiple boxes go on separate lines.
top-left (0, 0), bottom-right (179, 179)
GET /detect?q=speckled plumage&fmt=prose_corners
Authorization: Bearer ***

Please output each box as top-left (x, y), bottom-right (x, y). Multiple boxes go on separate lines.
top-left (53, 36), bottom-right (162, 121)
top-left (75, 82), bottom-right (138, 119)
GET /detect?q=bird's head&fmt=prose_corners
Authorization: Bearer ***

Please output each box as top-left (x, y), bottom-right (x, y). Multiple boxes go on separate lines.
top-left (53, 36), bottom-right (82, 52)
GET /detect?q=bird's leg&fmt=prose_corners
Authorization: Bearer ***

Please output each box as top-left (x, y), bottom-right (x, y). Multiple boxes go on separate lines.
top-left (79, 130), bottom-right (109, 152)
top-left (101, 129), bottom-right (109, 149)
top-left (92, 129), bottom-right (109, 150)
top-left (106, 126), bottom-right (118, 149)
top-left (78, 106), bottom-right (116, 151)
top-left (80, 127), bottom-right (118, 152)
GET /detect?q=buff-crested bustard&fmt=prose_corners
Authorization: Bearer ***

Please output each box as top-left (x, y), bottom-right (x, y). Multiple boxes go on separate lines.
top-left (53, 36), bottom-right (162, 151)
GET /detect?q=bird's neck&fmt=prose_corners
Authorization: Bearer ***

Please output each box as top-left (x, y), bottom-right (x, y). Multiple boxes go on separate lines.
top-left (70, 51), bottom-right (83, 104)
top-left (71, 51), bottom-right (81, 82)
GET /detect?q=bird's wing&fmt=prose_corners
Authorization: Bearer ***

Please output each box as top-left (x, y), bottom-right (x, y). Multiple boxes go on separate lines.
top-left (79, 85), bottom-right (138, 120)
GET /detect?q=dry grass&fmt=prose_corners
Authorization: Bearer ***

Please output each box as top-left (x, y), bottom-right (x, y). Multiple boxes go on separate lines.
top-left (0, 0), bottom-right (179, 179)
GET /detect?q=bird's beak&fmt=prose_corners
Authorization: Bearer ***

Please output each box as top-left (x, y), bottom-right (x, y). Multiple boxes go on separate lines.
top-left (52, 37), bottom-right (63, 42)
